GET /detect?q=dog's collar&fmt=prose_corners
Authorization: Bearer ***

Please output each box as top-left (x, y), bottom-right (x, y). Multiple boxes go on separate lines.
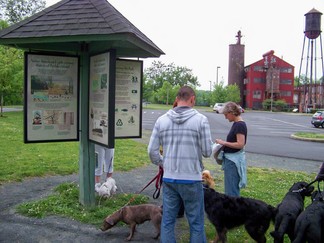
top-left (291, 188), bottom-right (306, 193)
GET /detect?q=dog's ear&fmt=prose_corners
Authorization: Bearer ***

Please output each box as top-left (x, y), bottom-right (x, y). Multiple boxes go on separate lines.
top-left (105, 217), bottom-right (115, 226)
top-left (307, 185), bottom-right (315, 193)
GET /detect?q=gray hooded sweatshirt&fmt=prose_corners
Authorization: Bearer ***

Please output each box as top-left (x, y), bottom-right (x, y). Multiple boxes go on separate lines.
top-left (148, 106), bottom-right (213, 181)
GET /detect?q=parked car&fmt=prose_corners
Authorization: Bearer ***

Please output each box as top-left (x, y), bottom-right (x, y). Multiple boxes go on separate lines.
top-left (213, 103), bottom-right (224, 113)
top-left (311, 110), bottom-right (324, 128)
top-left (238, 105), bottom-right (245, 113)
top-left (292, 108), bottom-right (311, 113)
top-left (213, 103), bottom-right (244, 114)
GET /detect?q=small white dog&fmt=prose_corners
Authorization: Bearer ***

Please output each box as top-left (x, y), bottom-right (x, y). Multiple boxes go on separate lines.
top-left (98, 177), bottom-right (117, 197)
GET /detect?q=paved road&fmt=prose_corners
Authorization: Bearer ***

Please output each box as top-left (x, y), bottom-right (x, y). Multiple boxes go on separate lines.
top-left (143, 109), bottom-right (324, 161)
top-left (136, 129), bottom-right (323, 175)
top-left (206, 111), bottom-right (324, 161)
top-left (2, 107), bottom-right (23, 112)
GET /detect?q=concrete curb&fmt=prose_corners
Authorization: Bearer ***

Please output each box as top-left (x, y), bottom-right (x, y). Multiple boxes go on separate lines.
top-left (290, 134), bottom-right (324, 143)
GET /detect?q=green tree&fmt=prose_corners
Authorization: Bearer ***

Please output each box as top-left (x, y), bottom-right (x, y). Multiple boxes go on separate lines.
top-left (195, 90), bottom-right (211, 107)
top-left (295, 74), bottom-right (324, 86)
top-left (144, 61), bottom-right (199, 91)
top-left (0, 1), bottom-right (46, 115)
top-left (212, 81), bottom-right (227, 104)
top-left (210, 82), bottom-right (241, 106)
top-left (0, 45), bottom-right (23, 116)
top-left (142, 73), bottom-right (154, 102)
top-left (275, 99), bottom-right (288, 111)
top-left (0, 0), bottom-right (46, 24)
top-left (156, 81), bottom-right (180, 105)
top-left (0, 20), bottom-right (24, 115)
top-left (225, 84), bottom-right (241, 103)
top-left (295, 74), bottom-right (312, 86)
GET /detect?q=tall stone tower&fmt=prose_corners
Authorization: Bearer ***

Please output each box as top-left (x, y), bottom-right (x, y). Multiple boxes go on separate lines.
top-left (228, 31), bottom-right (245, 105)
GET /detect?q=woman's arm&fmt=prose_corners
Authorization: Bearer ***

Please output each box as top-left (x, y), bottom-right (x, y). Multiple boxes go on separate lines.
top-left (215, 133), bottom-right (245, 149)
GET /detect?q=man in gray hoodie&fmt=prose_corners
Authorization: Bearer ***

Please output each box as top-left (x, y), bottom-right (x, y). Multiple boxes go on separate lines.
top-left (148, 86), bottom-right (213, 243)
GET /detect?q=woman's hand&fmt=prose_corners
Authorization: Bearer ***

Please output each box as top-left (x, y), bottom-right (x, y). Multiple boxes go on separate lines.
top-left (216, 134), bottom-right (245, 149)
top-left (215, 139), bottom-right (225, 145)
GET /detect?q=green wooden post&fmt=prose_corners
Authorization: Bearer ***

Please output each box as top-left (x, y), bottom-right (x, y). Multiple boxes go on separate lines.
top-left (78, 44), bottom-right (95, 206)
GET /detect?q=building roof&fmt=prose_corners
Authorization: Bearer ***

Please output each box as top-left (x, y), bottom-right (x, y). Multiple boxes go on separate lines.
top-left (0, 0), bottom-right (164, 58)
top-left (245, 50), bottom-right (294, 69)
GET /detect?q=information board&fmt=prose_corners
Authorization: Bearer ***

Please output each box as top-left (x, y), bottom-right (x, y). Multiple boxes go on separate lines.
top-left (24, 53), bottom-right (79, 143)
top-left (88, 52), bottom-right (111, 146)
top-left (115, 59), bottom-right (143, 138)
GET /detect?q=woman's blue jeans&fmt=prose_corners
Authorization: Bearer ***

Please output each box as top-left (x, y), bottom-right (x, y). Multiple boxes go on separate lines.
top-left (223, 158), bottom-right (240, 196)
top-left (161, 181), bottom-right (206, 243)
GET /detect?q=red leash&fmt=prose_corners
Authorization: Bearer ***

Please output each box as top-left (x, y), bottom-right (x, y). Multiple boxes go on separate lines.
top-left (137, 166), bottom-right (163, 199)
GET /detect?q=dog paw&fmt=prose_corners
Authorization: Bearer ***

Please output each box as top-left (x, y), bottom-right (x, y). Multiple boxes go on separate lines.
top-left (152, 233), bottom-right (160, 239)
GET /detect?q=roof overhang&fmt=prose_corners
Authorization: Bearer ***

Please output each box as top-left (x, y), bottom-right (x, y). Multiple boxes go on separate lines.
top-left (0, 33), bottom-right (164, 58)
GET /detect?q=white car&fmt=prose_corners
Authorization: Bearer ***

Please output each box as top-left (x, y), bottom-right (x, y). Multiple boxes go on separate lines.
top-left (213, 103), bottom-right (244, 113)
top-left (213, 103), bottom-right (224, 113)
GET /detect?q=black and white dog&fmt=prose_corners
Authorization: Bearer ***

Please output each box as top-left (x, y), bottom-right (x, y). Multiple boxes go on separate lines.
top-left (270, 181), bottom-right (314, 243)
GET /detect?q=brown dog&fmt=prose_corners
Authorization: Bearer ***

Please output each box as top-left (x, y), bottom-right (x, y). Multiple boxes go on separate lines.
top-left (202, 170), bottom-right (215, 188)
top-left (101, 204), bottom-right (162, 241)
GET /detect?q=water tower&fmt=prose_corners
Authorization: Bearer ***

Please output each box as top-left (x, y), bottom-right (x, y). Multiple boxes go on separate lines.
top-left (298, 8), bottom-right (324, 112)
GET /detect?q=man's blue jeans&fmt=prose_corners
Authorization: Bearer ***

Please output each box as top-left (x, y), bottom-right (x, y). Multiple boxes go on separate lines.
top-left (223, 158), bottom-right (240, 196)
top-left (161, 181), bottom-right (206, 243)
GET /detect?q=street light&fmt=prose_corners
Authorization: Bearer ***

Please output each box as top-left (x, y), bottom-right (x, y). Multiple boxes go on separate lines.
top-left (209, 80), bottom-right (212, 92)
top-left (216, 66), bottom-right (221, 85)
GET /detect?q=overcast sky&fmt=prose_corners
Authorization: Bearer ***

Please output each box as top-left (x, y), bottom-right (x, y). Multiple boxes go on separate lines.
top-left (46, 0), bottom-right (324, 90)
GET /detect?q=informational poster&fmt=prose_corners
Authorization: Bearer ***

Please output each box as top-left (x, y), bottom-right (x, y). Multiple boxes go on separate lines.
top-left (24, 53), bottom-right (79, 143)
top-left (115, 59), bottom-right (142, 138)
top-left (89, 52), bottom-right (110, 146)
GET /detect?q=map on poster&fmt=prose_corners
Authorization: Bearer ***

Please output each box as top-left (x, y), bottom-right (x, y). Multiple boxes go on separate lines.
top-left (89, 52), bottom-right (110, 146)
top-left (115, 59), bottom-right (142, 138)
top-left (24, 53), bottom-right (79, 143)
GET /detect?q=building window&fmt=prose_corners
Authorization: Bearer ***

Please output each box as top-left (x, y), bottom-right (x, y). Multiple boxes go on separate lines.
top-left (280, 67), bottom-right (292, 73)
top-left (281, 91), bottom-right (291, 97)
top-left (253, 90), bottom-right (262, 99)
top-left (254, 77), bottom-right (266, 83)
top-left (253, 66), bottom-right (264, 72)
top-left (280, 79), bottom-right (292, 85)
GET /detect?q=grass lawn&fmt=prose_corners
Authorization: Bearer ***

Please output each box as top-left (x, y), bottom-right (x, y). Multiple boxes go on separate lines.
top-left (0, 111), bottom-right (318, 243)
top-left (0, 111), bottom-right (150, 184)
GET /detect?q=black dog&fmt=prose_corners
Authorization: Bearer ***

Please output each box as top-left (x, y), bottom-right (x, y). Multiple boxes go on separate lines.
top-left (293, 190), bottom-right (324, 243)
top-left (270, 181), bottom-right (314, 243)
top-left (203, 187), bottom-right (277, 243)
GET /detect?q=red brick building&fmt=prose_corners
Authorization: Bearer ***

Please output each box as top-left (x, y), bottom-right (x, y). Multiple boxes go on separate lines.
top-left (243, 50), bottom-right (295, 110)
